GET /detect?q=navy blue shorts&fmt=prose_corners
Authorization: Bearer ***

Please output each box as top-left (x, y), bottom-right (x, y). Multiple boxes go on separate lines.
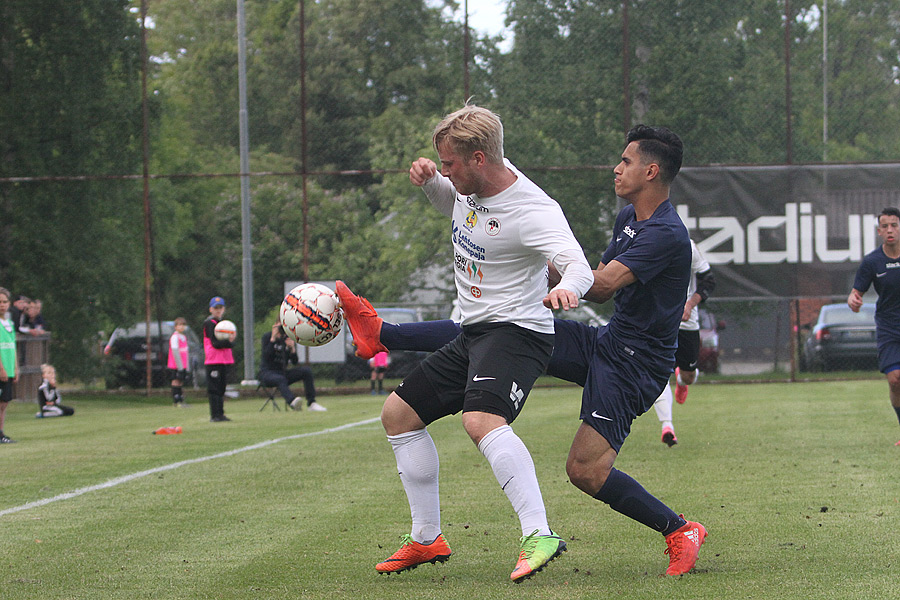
top-left (548, 319), bottom-right (670, 452)
top-left (396, 322), bottom-right (553, 426)
top-left (877, 338), bottom-right (900, 373)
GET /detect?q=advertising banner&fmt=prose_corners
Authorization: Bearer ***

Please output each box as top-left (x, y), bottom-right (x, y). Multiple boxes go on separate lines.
top-left (671, 164), bottom-right (900, 298)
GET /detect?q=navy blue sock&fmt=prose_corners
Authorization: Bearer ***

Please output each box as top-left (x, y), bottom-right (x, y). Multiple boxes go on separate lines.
top-left (894, 405), bottom-right (900, 425)
top-left (593, 468), bottom-right (686, 536)
top-left (380, 320), bottom-right (462, 353)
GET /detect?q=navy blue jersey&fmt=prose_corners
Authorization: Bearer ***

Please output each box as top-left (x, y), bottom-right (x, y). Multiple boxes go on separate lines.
top-left (853, 246), bottom-right (900, 342)
top-left (600, 201), bottom-right (691, 372)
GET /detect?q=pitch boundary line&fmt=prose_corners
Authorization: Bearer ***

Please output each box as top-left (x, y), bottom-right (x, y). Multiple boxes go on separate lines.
top-left (0, 416), bottom-right (381, 518)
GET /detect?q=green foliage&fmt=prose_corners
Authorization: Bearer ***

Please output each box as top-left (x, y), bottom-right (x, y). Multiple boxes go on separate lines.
top-left (0, 0), bottom-right (145, 377)
top-left (6, 0), bottom-right (900, 381)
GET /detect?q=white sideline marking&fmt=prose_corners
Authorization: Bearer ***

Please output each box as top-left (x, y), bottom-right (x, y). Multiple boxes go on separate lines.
top-left (0, 417), bottom-right (380, 518)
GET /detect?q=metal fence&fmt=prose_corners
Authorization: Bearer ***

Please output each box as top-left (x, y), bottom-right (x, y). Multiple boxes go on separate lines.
top-left (4, 1), bottom-right (898, 387)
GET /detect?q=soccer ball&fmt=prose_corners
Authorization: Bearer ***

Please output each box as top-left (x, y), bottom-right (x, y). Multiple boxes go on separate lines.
top-left (280, 283), bottom-right (343, 347)
top-left (214, 319), bottom-right (237, 340)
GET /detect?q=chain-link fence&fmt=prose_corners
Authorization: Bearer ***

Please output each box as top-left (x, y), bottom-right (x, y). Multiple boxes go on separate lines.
top-left (3, 0), bottom-right (898, 385)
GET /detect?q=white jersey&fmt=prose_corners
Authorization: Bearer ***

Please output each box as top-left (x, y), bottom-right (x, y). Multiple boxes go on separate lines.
top-left (422, 159), bottom-right (593, 334)
top-left (682, 239), bottom-right (711, 331)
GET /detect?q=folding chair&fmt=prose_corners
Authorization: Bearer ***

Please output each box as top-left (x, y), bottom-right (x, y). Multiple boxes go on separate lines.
top-left (257, 380), bottom-right (281, 411)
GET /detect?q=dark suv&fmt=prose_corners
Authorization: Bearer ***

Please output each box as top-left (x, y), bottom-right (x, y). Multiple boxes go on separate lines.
top-left (103, 321), bottom-right (205, 389)
top-left (335, 307), bottom-right (427, 383)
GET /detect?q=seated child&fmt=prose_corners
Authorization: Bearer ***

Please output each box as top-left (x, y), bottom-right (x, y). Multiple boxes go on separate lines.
top-left (37, 364), bottom-right (74, 417)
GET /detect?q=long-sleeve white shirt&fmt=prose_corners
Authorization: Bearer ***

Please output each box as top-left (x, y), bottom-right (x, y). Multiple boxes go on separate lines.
top-left (422, 159), bottom-right (594, 334)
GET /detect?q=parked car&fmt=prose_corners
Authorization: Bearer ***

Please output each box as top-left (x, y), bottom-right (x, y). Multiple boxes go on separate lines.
top-left (800, 303), bottom-right (878, 372)
top-left (103, 321), bottom-right (205, 389)
top-left (335, 307), bottom-right (428, 383)
top-left (698, 308), bottom-right (725, 373)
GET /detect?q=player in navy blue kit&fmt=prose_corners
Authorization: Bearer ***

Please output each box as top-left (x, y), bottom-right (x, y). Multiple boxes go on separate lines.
top-left (848, 207), bottom-right (900, 446)
top-left (339, 125), bottom-right (708, 576)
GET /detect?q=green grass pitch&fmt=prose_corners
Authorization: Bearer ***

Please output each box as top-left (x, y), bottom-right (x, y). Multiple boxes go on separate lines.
top-left (2, 379), bottom-right (898, 599)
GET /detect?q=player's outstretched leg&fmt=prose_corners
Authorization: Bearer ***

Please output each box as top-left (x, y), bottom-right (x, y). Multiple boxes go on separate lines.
top-left (335, 281), bottom-right (387, 360)
top-left (375, 534), bottom-right (452, 574)
top-left (510, 530), bottom-right (567, 582)
top-left (663, 516), bottom-right (707, 576)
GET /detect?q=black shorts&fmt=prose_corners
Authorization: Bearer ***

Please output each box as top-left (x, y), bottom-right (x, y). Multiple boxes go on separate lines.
top-left (395, 322), bottom-right (553, 426)
top-left (674, 329), bottom-right (701, 371)
top-left (168, 368), bottom-right (187, 382)
top-left (0, 379), bottom-right (12, 403)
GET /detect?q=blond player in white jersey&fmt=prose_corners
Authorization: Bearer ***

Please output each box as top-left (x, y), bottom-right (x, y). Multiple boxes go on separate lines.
top-left (653, 238), bottom-right (715, 445)
top-left (349, 104), bottom-right (593, 582)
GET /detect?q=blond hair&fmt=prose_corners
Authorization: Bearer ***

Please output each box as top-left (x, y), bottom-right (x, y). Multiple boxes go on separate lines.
top-left (432, 105), bottom-right (504, 165)
top-left (41, 364), bottom-right (55, 377)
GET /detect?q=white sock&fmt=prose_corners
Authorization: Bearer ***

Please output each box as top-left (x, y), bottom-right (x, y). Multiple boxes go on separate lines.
top-left (654, 383), bottom-right (674, 425)
top-left (388, 429), bottom-right (441, 544)
top-left (676, 370), bottom-right (684, 386)
top-left (477, 425), bottom-right (550, 537)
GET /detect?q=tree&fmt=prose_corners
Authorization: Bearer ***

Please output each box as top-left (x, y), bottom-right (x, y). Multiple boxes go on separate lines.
top-left (0, 0), bottom-right (146, 378)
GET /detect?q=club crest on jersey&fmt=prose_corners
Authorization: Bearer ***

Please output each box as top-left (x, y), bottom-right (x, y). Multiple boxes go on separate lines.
top-left (485, 217), bottom-right (501, 236)
top-left (464, 210), bottom-right (478, 231)
top-left (470, 286), bottom-right (482, 298)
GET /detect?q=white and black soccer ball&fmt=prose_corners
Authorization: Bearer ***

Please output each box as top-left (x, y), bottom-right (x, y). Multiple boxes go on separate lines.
top-left (280, 283), bottom-right (343, 347)
top-left (214, 319), bottom-right (237, 341)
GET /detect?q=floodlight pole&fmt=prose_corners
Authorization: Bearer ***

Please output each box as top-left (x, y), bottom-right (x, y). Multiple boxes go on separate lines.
top-left (140, 0), bottom-right (153, 396)
top-left (237, 0), bottom-right (255, 381)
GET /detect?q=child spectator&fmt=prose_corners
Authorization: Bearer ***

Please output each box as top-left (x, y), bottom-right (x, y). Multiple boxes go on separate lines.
top-left (203, 296), bottom-right (235, 422)
top-left (0, 287), bottom-right (19, 443)
top-left (168, 317), bottom-right (190, 407)
top-left (37, 364), bottom-right (74, 417)
top-left (369, 351), bottom-right (389, 395)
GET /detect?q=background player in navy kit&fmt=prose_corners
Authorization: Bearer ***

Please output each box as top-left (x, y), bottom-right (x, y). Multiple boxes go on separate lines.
top-left (349, 104), bottom-right (595, 582)
top-left (339, 125), bottom-right (708, 576)
top-left (847, 207), bottom-right (900, 446)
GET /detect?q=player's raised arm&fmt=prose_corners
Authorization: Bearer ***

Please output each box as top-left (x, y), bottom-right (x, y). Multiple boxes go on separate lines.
top-left (409, 157), bottom-right (437, 187)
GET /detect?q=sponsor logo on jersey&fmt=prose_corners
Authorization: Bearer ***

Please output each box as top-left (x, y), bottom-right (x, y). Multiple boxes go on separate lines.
top-left (471, 286), bottom-right (482, 298)
top-left (454, 251), bottom-right (468, 272)
top-left (623, 225), bottom-right (637, 238)
top-left (467, 261), bottom-right (484, 283)
top-left (466, 196), bottom-right (489, 212)
top-left (485, 217), bottom-right (501, 236)
top-left (452, 221), bottom-right (486, 261)
top-left (887, 262), bottom-right (900, 269)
